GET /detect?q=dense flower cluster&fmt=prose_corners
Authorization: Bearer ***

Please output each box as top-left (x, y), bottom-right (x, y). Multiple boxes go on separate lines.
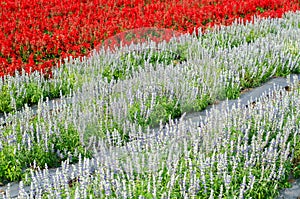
top-left (0, 0), bottom-right (299, 77)
top-left (2, 71), bottom-right (300, 198)
top-left (0, 11), bottom-right (300, 198)
top-left (1, 0), bottom-right (300, 197)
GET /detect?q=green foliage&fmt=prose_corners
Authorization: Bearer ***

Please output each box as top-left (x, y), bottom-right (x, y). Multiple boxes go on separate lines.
top-left (128, 100), bottom-right (150, 127)
top-left (256, 7), bottom-right (265, 13)
top-left (101, 46), bottom-right (187, 83)
top-left (292, 134), bottom-right (300, 178)
top-left (0, 117), bottom-right (92, 183)
top-left (0, 84), bottom-right (14, 113)
top-left (49, 123), bottom-right (93, 163)
top-left (101, 64), bottom-right (127, 83)
top-left (216, 82), bottom-right (241, 100)
top-left (0, 145), bottom-right (23, 182)
top-left (194, 93), bottom-right (212, 111)
top-left (24, 82), bottom-right (44, 105)
top-left (148, 95), bottom-right (182, 127)
top-left (128, 95), bottom-right (182, 129)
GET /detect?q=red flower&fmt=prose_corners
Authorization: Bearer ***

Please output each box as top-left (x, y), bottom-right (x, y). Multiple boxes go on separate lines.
top-left (0, 0), bottom-right (299, 77)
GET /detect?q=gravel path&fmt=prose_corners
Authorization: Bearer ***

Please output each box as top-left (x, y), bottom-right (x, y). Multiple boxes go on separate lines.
top-left (1, 74), bottom-right (300, 198)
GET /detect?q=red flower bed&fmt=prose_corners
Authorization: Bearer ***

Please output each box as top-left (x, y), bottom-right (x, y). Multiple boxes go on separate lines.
top-left (0, 0), bottom-right (299, 77)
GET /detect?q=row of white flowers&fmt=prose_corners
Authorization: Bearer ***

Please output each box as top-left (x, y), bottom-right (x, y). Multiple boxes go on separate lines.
top-left (4, 74), bottom-right (299, 198)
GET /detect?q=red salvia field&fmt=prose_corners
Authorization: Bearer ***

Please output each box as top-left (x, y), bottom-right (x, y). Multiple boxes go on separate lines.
top-left (0, 0), bottom-right (299, 77)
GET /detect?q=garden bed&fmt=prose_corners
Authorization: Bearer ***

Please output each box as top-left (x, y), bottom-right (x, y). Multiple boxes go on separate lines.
top-left (0, 9), bottom-right (300, 199)
top-left (1, 72), bottom-right (300, 198)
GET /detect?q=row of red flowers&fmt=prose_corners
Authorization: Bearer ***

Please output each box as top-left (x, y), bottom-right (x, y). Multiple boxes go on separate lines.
top-left (0, 0), bottom-right (299, 77)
